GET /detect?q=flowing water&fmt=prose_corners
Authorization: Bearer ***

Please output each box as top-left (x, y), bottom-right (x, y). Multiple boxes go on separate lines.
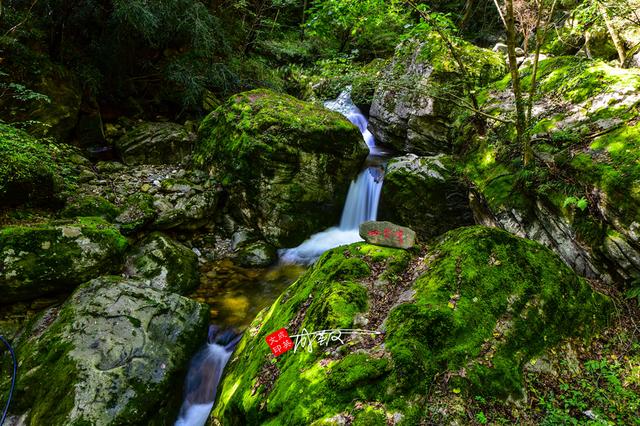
top-left (280, 89), bottom-right (389, 264)
top-left (175, 327), bottom-right (242, 426)
top-left (175, 89), bottom-right (385, 425)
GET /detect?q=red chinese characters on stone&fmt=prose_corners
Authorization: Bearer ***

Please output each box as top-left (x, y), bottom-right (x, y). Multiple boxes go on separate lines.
top-left (265, 328), bottom-right (294, 356)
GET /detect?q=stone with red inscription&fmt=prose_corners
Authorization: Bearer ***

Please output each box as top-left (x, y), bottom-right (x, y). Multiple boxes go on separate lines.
top-left (359, 221), bottom-right (416, 249)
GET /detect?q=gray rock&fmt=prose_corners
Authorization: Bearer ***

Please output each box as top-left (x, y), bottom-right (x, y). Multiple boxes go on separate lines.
top-left (154, 191), bottom-right (218, 231)
top-left (2, 276), bottom-right (208, 424)
top-left (235, 240), bottom-right (278, 267)
top-left (116, 122), bottom-right (195, 165)
top-left (369, 39), bottom-right (504, 155)
top-left (379, 154), bottom-right (474, 239)
top-left (124, 232), bottom-right (199, 294)
top-left (359, 221), bottom-right (416, 249)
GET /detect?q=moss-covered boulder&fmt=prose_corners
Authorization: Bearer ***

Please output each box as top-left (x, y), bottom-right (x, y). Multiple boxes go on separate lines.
top-left (124, 232), bottom-right (199, 294)
top-left (379, 154), bottom-right (474, 239)
top-left (212, 226), bottom-right (610, 425)
top-left (462, 56), bottom-right (640, 284)
top-left (369, 36), bottom-right (505, 155)
top-left (60, 195), bottom-right (121, 221)
top-left (0, 123), bottom-right (83, 207)
top-left (196, 89), bottom-right (369, 247)
top-left (0, 276), bottom-right (208, 425)
top-left (0, 218), bottom-right (128, 303)
top-left (115, 121), bottom-right (195, 165)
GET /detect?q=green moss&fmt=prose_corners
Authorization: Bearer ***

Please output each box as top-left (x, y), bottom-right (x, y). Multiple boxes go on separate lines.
top-left (0, 123), bottom-right (79, 207)
top-left (60, 195), bottom-right (120, 221)
top-left (194, 89), bottom-right (368, 247)
top-left (195, 89), bottom-right (361, 172)
top-left (352, 406), bottom-right (387, 426)
top-left (385, 226), bottom-right (611, 399)
top-left (328, 353), bottom-right (390, 391)
top-left (0, 217), bottom-right (128, 302)
top-left (115, 193), bottom-right (156, 235)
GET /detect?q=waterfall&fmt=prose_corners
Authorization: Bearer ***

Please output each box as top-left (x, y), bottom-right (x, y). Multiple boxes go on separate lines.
top-left (174, 327), bottom-right (241, 426)
top-left (280, 89), bottom-right (386, 264)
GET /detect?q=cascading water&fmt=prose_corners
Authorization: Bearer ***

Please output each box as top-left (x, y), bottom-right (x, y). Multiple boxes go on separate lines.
top-left (174, 326), bottom-right (241, 426)
top-left (280, 89), bottom-right (387, 264)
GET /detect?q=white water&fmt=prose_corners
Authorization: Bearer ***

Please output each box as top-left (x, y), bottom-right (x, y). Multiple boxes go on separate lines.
top-left (280, 90), bottom-right (386, 264)
top-left (174, 329), bottom-right (239, 426)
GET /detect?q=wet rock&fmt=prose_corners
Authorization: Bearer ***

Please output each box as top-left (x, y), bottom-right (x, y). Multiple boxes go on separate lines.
top-left (196, 89), bottom-right (369, 247)
top-left (0, 218), bottom-right (128, 303)
top-left (124, 232), bottom-right (199, 294)
top-left (213, 227), bottom-right (610, 424)
top-left (379, 154), bottom-right (474, 239)
top-left (235, 240), bottom-right (278, 268)
top-left (359, 221), bottom-right (416, 249)
top-left (115, 122), bottom-right (195, 165)
top-left (1, 276), bottom-right (208, 425)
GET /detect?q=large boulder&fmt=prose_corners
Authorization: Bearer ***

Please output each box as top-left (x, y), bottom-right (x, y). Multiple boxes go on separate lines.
top-left (212, 226), bottom-right (610, 425)
top-left (0, 218), bottom-right (128, 303)
top-left (379, 154), bottom-right (474, 239)
top-left (369, 37), bottom-right (505, 155)
top-left (0, 276), bottom-right (208, 425)
top-left (115, 121), bottom-right (195, 165)
top-left (124, 232), bottom-right (199, 294)
top-left (463, 56), bottom-right (640, 284)
top-left (0, 123), bottom-right (87, 207)
top-left (196, 89), bottom-right (369, 247)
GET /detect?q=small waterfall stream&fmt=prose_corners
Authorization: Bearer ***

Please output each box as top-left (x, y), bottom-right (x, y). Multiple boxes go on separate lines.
top-left (175, 90), bottom-right (386, 426)
top-left (280, 89), bottom-right (387, 264)
top-left (174, 327), bottom-right (241, 426)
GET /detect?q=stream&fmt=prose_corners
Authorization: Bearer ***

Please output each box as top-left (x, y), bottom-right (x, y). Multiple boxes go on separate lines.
top-left (174, 89), bottom-right (387, 426)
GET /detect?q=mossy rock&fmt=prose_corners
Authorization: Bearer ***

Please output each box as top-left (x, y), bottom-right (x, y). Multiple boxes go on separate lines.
top-left (464, 56), bottom-right (640, 283)
top-left (0, 276), bottom-right (208, 425)
top-left (60, 195), bottom-right (121, 221)
top-left (115, 192), bottom-right (157, 235)
top-left (235, 240), bottom-right (278, 268)
top-left (213, 226), bottom-right (610, 424)
top-left (115, 121), bottom-right (195, 165)
top-left (124, 232), bottom-right (199, 294)
top-left (369, 36), bottom-right (506, 154)
top-left (195, 89), bottom-right (369, 247)
top-left (0, 123), bottom-right (81, 207)
top-left (379, 154), bottom-right (474, 239)
top-left (0, 217), bottom-right (128, 303)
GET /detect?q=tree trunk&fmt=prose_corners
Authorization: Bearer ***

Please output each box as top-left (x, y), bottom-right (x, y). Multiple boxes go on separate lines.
top-left (597, 1), bottom-right (626, 66)
top-left (300, 0), bottom-right (308, 41)
top-left (505, 0), bottom-right (529, 164)
top-left (460, 0), bottom-right (475, 29)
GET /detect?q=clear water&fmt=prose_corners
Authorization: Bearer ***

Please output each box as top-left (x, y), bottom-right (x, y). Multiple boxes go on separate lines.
top-left (280, 89), bottom-right (388, 264)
